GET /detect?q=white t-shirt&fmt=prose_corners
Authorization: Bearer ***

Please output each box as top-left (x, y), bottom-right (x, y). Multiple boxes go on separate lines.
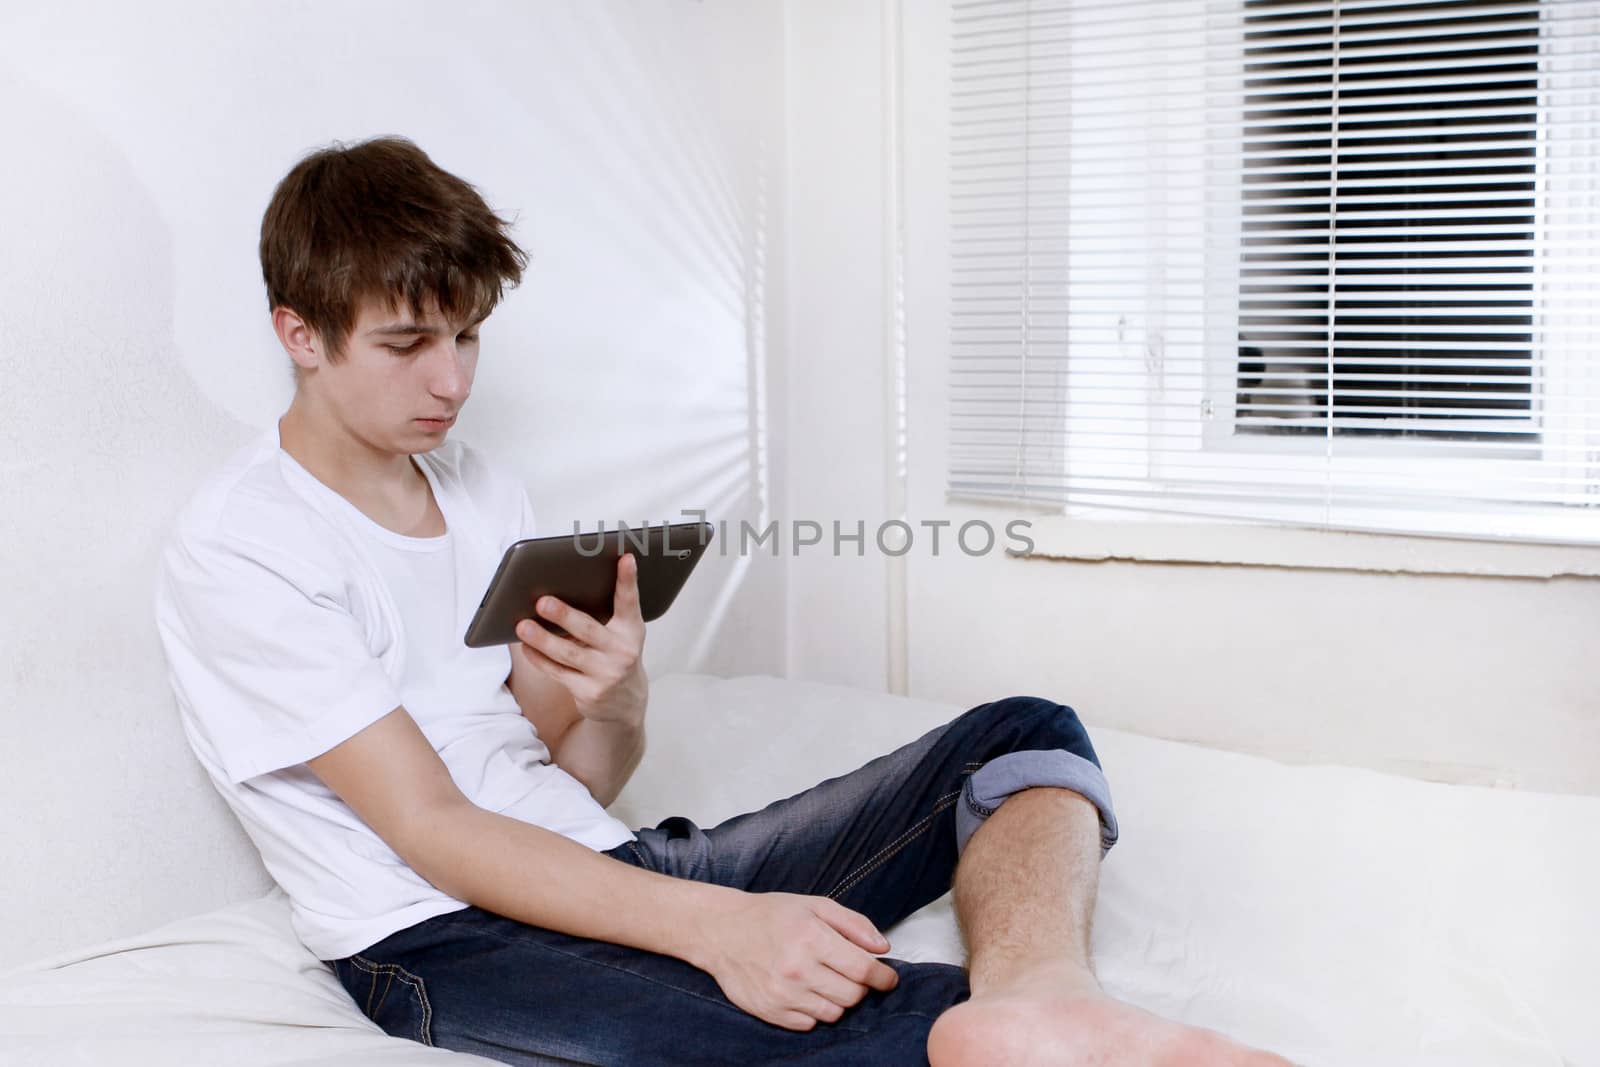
top-left (154, 422), bottom-right (636, 960)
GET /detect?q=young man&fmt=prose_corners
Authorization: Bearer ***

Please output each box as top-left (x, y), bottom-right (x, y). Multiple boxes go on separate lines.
top-left (155, 137), bottom-right (1291, 1067)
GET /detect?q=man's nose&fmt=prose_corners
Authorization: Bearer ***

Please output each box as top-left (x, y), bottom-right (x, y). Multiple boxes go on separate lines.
top-left (430, 343), bottom-right (472, 400)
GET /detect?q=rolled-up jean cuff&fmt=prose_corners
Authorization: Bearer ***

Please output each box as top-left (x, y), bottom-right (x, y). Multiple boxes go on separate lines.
top-left (955, 749), bottom-right (1119, 857)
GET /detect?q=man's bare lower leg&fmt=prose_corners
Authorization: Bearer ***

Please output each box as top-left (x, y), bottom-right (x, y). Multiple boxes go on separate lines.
top-left (925, 787), bottom-right (1295, 1066)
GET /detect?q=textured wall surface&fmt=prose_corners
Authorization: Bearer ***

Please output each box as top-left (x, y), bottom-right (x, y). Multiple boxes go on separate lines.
top-left (0, 0), bottom-right (785, 968)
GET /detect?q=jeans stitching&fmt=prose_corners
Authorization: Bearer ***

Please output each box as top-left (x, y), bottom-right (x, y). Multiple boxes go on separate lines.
top-left (350, 954), bottom-right (435, 1046)
top-left (628, 841), bottom-right (648, 868)
top-left (827, 790), bottom-right (962, 901)
top-left (426, 912), bottom-right (873, 1036)
top-left (351, 954), bottom-right (380, 1017)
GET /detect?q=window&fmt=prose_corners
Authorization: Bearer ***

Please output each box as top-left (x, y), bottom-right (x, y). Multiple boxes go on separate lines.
top-left (1237, 0), bottom-right (1537, 442)
top-left (947, 0), bottom-right (1600, 543)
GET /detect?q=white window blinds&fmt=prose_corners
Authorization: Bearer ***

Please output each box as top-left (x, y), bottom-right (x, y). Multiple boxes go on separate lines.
top-left (947, 0), bottom-right (1600, 543)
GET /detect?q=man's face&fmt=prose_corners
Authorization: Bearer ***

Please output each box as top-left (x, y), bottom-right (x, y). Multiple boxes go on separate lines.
top-left (311, 296), bottom-right (485, 454)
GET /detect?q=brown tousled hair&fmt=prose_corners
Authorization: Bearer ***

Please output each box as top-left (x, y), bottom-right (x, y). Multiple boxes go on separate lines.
top-left (259, 136), bottom-right (528, 372)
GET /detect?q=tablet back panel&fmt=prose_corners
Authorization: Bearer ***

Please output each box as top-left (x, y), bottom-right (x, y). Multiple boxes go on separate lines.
top-left (463, 521), bottom-right (714, 647)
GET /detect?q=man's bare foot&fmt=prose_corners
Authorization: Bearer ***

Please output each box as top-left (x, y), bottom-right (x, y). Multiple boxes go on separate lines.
top-left (926, 964), bottom-right (1295, 1067)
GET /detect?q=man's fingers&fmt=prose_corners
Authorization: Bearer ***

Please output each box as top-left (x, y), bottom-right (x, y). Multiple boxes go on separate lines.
top-left (861, 956), bottom-right (899, 993)
top-left (516, 617), bottom-right (595, 671)
top-left (808, 963), bottom-right (869, 1010)
top-left (812, 898), bottom-right (890, 956)
top-left (794, 992), bottom-right (846, 1025)
top-left (812, 901), bottom-right (898, 994)
top-left (512, 633), bottom-right (584, 684)
top-left (820, 938), bottom-right (900, 994)
top-left (612, 552), bottom-right (643, 623)
top-left (532, 596), bottom-right (613, 650)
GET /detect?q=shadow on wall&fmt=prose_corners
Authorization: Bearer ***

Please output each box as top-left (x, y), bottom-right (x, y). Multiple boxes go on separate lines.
top-left (456, 2), bottom-right (779, 679)
top-left (0, 71), bottom-right (268, 964)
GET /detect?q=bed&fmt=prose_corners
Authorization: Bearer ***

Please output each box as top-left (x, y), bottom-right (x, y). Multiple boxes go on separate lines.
top-left (3, 672), bottom-right (1595, 1066)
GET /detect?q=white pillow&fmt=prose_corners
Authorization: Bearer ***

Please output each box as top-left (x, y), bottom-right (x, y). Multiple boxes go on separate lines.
top-left (0, 886), bottom-right (501, 1067)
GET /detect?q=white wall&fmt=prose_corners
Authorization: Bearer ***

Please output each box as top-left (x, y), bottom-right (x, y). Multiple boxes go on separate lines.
top-left (0, 0), bottom-right (786, 966)
top-left (781, 2), bottom-right (894, 683)
top-left (779, 0), bottom-right (1600, 795)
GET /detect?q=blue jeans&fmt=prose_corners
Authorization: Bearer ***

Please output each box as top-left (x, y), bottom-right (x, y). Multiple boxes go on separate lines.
top-left (324, 695), bottom-right (1118, 1066)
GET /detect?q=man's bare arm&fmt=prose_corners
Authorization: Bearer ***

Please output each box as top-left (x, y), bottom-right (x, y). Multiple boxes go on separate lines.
top-left (305, 705), bottom-right (899, 1030)
top-left (505, 639), bottom-right (644, 807)
top-left (308, 706), bottom-right (713, 957)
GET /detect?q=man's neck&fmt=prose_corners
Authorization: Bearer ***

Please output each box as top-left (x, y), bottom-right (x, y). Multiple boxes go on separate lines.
top-left (277, 408), bottom-right (442, 537)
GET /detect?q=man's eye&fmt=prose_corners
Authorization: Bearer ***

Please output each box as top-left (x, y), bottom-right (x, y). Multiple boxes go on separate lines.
top-left (386, 342), bottom-right (421, 353)
top-left (459, 333), bottom-right (479, 343)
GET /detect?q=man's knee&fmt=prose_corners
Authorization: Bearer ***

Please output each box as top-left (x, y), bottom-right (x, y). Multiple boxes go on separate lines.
top-left (955, 695), bottom-right (1118, 857)
top-left (968, 694), bottom-right (1100, 769)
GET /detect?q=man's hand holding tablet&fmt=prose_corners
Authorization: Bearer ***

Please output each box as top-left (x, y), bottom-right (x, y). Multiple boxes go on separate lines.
top-left (513, 552), bottom-right (649, 726)
top-left (466, 521), bottom-right (713, 728)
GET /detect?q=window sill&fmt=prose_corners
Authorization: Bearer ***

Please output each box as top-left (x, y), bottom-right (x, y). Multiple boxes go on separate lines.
top-left (1003, 512), bottom-right (1600, 579)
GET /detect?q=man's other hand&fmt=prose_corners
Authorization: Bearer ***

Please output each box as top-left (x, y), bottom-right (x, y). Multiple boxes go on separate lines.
top-left (691, 891), bottom-right (902, 1031)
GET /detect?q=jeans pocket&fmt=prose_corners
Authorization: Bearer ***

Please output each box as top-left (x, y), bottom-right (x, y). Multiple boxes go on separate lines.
top-left (346, 953), bottom-right (436, 1047)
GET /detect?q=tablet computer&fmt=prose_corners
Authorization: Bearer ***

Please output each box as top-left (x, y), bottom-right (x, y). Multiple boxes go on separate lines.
top-left (462, 521), bottom-right (714, 648)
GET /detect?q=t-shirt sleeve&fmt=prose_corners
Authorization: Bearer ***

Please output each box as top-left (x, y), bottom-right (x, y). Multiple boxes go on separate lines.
top-left (156, 525), bottom-right (403, 785)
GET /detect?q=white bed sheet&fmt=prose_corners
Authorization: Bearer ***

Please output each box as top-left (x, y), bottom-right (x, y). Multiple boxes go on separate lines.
top-left (2, 672), bottom-right (1594, 1067)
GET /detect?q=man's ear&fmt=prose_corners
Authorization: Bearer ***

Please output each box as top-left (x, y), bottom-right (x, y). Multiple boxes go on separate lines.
top-left (272, 306), bottom-right (323, 375)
